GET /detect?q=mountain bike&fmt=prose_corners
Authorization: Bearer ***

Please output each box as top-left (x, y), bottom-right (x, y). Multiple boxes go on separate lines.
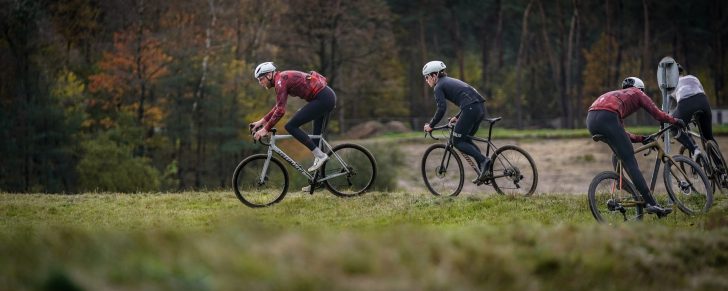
top-left (421, 117), bottom-right (538, 197)
top-left (588, 124), bottom-right (712, 224)
top-left (676, 111), bottom-right (728, 194)
top-left (232, 127), bottom-right (377, 208)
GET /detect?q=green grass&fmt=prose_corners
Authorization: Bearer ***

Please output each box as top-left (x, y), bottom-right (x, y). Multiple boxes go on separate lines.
top-left (2, 192), bottom-right (728, 290)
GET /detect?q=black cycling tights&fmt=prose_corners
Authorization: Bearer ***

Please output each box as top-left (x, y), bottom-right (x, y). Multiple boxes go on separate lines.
top-left (453, 102), bottom-right (487, 165)
top-left (586, 110), bottom-right (657, 206)
top-left (285, 86), bottom-right (336, 151)
top-left (671, 93), bottom-right (714, 153)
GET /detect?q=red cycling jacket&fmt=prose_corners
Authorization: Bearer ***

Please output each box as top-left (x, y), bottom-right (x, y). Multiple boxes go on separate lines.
top-left (262, 70), bottom-right (328, 131)
top-left (589, 87), bottom-right (678, 142)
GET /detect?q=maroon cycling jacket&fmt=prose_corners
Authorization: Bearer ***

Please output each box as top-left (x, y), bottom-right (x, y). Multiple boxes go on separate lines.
top-left (262, 70), bottom-right (327, 131)
top-left (589, 87), bottom-right (678, 142)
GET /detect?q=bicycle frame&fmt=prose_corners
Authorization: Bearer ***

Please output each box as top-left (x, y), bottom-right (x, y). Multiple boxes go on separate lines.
top-left (258, 133), bottom-right (352, 184)
top-left (615, 125), bottom-right (694, 195)
top-left (431, 119), bottom-right (501, 177)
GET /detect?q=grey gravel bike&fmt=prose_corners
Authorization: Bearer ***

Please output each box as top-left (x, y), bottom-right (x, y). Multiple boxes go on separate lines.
top-left (421, 117), bottom-right (538, 197)
top-left (233, 127), bottom-right (376, 208)
top-left (589, 124), bottom-right (712, 224)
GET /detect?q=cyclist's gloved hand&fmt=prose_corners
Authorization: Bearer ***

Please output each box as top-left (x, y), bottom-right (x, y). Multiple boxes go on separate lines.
top-left (423, 123), bottom-right (433, 132)
top-left (674, 118), bottom-right (686, 129)
top-left (641, 135), bottom-right (654, 145)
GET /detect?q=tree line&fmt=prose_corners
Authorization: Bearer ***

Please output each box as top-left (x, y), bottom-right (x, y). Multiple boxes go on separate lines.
top-left (1, 0), bottom-right (726, 192)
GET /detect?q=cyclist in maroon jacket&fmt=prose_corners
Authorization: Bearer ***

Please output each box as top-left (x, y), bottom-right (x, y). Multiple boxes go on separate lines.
top-left (249, 62), bottom-right (336, 173)
top-left (586, 77), bottom-right (685, 218)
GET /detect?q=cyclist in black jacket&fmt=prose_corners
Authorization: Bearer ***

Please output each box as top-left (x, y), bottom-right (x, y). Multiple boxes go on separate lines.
top-left (422, 61), bottom-right (490, 182)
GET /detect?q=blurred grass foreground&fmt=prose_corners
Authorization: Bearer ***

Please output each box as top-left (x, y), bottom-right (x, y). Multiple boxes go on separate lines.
top-left (1, 191), bottom-right (728, 290)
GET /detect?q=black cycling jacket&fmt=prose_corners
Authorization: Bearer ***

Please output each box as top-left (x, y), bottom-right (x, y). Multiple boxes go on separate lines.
top-left (429, 76), bottom-right (485, 126)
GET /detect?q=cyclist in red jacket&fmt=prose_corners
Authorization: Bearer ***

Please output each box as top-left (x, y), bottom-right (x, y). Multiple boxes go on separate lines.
top-left (249, 62), bottom-right (336, 173)
top-left (586, 77), bottom-right (685, 217)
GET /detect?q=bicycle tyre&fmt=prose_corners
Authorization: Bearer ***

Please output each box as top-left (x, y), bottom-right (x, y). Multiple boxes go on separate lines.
top-left (588, 171), bottom-right (643, 224)
top-left (677, 145), bottom-right (716, 194)
top-left (490, 145), bottom-right (538, 196)
top-left (322, 143), bottom-right (377, 197)
top-left (421, 144), bottom-right (464, 197)
top-left (232, 154), bottom-right (289, 208)
top-left (706, 140), bottom-right (728, 191)
top-left (664, 155), bottom-right (712, 215)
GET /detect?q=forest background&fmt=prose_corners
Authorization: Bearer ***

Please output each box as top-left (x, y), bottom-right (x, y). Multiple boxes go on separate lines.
top-left (1, 0), bottom-right (726, 193)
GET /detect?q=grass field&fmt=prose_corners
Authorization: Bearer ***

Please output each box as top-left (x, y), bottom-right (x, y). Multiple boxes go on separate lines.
top-left (2, 191), bottom-right (728, 290)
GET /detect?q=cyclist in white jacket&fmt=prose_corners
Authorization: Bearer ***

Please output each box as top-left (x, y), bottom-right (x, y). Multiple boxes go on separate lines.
top-left (671, 64), bottom-right (716, 160)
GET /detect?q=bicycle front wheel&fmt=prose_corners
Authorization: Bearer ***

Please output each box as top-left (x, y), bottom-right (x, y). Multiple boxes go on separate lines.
top-left (421, 144), bottom-right (464, 197)
top-left (706, 140), bottom-right (728, 191)
top-left (588, 171), bottom-right (644, 224)
top-left (664, 155), bottom-right (712, 215)
top-left (232, 154), bottom-right (289, 208)
top-left (490, 145), bottom-right (538, 196)
top-left (322, 143), bottom-right (376, 197)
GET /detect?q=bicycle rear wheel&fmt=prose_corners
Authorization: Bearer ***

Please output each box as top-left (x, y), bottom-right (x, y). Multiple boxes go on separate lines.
top-left (706, 140), bottom-right (728, 191)
top-left (664, 155), bottom-right (712, 215)
top-left (588, 171), bottom-right (643, 224)
top-left (232, 154), bottom-right (289, 208)
top-left (322, 143), bottom-right (376, 197)
top-left (490, 145), bottom-right (538, 196)
top-left (421, 144), bottom-right (464, 197)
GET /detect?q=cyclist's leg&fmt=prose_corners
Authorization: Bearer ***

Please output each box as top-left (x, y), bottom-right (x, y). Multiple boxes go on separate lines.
top-left (693, 93), bottom-right (715, 142)
top-left (587, 110), bottom-right (657, 206)
top-left (311, 87), bottom-right (336, 149)
top-left (671, 99), bottom-right (699, 153)
top-left (453, 103), bottom-right (486, 165)
top-left (284, 88), bottom-right (336, 151)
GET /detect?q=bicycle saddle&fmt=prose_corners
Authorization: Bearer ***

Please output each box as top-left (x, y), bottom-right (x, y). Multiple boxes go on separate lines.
top-left (592, 134), bottom-right (607, 142)
top-left (485, 117), bottom-right (502, 124)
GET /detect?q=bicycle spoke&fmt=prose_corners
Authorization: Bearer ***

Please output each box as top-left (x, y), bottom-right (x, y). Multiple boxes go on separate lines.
top-left (664, 156), bottom-right (712, 215)
top-left (588, 172), bottom-right (643, 224)
top-left (233, 155), bottom-right (288, 207)
top-left (421, 144), bottom-right (464, 197)
top-left (322, 144), bottom-right (376, 197)
top-left (491, 145), bottom-right (538, 196)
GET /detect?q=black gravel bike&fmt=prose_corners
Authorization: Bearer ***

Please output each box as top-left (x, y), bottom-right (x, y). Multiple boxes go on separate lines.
top-left (421, 117), bottom-right (538, 197)
top-left (232, 126), bottom-right (376, 208)
top-left (677, 111), bottom-right (728, 194)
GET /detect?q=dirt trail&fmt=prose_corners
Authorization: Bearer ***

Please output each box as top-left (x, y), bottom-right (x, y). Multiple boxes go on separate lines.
top-left (390, 136), bottom-right (728, 195)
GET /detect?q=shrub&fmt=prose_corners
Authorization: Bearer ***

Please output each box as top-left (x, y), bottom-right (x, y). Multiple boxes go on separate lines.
top-left (77, 135), bottom-right (160, 192)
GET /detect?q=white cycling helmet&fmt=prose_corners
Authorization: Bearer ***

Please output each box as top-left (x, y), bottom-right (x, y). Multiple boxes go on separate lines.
top-left (254, 62), bottom-right (276, 78)
top-left (622, 77), bottom-right (645, 91)
top-left (422, 61), bottom-right (446, 76)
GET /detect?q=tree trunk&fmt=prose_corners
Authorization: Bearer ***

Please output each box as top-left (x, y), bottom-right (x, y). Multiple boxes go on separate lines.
top-left (481, 0), bottom-right (501, 95)
top-left (193, 0), bottom-right (217, 188)
top-left (640, 0), bottom-right (650, 78)
top-left (447, 9), bottom-right (465, 82)
top-left (514, 0), bottom-right (535, 129)
top-left (536, 0), bottom-right (567, 128)
top-left (605, 0), bottom-right (612, 89)
top-left (710, 0), bottom-right (724, 107)
top-left (495, 0), bottom-right (504, 69)
top-left (565, 0), bottom-right (579, 129)
top-left (135, 0), bottom-right (147, 157)
top-left (614, 0), bottom-right (623, 86)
